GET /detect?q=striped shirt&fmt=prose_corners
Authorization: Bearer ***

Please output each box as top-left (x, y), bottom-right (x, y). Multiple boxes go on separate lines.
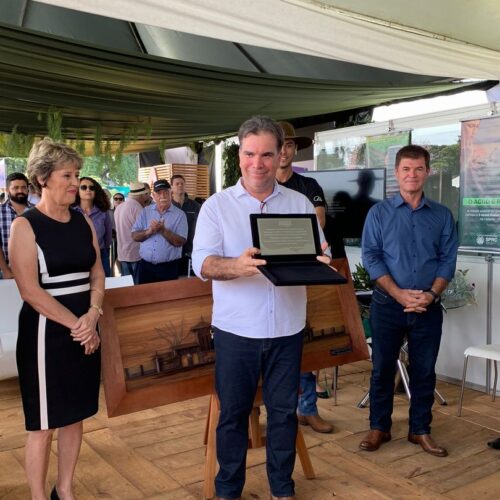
top-left (0, 200), bottom-right (33, 264)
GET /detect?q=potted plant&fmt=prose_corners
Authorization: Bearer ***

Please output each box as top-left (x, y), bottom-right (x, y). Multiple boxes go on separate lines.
top-left (351, 263), bottom-right (373, 337)
top-left (441, 269), bottom-right (476, 309)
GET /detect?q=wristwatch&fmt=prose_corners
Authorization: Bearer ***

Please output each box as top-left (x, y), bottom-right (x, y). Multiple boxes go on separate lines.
top-left (425, 289), bottom-right (440, 303)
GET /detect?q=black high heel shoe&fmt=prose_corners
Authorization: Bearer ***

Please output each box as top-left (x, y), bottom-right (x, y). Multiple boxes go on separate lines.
top-left (487, 438), bottom-right (500, 449)
top-left (51, 486), bottom-right (60, 500)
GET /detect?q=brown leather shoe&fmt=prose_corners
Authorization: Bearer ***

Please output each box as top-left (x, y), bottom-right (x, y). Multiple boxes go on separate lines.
top-left (408, 433), bottom-right (448, 457)
top-left (298, 414), bottom-right (333, 433)
top-left (359, 429), bottom-right (391, 451)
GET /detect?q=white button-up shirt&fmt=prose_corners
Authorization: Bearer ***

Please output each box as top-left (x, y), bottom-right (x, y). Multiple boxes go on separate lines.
top-left (192, 179), bottom-right (324, 339)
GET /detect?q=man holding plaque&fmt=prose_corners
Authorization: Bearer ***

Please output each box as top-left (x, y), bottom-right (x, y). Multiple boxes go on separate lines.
top-left (360, 145), bottom-right (458, 457)
top-left (192, 116), bottom-right (329, 500)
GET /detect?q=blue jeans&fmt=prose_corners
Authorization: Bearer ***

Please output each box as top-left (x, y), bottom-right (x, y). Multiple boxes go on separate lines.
top-left (100, 248), bottom-right (111, 277)
top-left (120, 261), bottom-right (138, 284)
top-left (213, 327), bottom-right (303, 499)
top-left (369, 287), bottom-right (443, 435)
top-left (297, 372), bottom-right (318, 416)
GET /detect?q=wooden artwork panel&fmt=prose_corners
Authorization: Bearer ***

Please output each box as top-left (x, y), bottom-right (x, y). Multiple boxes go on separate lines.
top-left (100, 258), bottom-right (369, 417)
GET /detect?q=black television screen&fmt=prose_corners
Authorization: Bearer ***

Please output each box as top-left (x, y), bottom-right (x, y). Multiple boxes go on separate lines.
top-left (301, 168), bottom-right (386, 239)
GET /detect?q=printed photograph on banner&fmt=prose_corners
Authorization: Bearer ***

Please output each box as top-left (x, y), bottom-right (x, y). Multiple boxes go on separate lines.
top-left (366, 131), bottom-right (410, 197)
top-left (459, 117), bottom-right (500, 251)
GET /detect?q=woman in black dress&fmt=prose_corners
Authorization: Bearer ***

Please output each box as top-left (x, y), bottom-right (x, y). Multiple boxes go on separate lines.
top-left (9, 138), bottom-right (105, 500)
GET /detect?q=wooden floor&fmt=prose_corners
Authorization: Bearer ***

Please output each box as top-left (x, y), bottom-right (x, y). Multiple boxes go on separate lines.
top-left (1, 360), bottom-right (500, 499)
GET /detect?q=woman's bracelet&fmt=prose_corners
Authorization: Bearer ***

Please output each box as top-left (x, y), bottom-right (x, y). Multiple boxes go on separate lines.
top-left (90, 287), bottom-right (104, 297)
top-left (89, 304), bottom-right (103, 316)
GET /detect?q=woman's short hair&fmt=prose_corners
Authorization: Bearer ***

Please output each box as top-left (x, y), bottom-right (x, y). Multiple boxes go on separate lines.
top-left (26, 137), bottom-right (83, 193)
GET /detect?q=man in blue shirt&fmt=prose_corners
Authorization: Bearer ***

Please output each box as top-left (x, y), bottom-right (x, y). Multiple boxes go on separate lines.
top-left (360, 145), bottom-right (458, 457)
top-left (132, 179), bottom-right (188, 284)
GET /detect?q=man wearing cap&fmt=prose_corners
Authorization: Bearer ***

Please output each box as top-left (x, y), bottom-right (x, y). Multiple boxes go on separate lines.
top-left (276, 121), bottom-right (333, 434)
top-left (114, 181), bottom-right (151, 283)
top-left (132, 179), bottom-right (188, 284)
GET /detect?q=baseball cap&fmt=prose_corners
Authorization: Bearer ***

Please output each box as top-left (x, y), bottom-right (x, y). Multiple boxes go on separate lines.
top-left (153, 179), bottom-right (171, 192)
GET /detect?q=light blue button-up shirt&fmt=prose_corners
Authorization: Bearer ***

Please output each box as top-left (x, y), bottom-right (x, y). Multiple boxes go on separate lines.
top-left (362, 193), bottom-right (458, 290)
top-left (192, 179), bottom-right (325, 339)
top-left (132, 203), bottom-right (188, 264)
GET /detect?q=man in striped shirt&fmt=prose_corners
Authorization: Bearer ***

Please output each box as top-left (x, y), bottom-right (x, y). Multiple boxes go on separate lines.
top-left (0, 172), bottom-right (33, 279)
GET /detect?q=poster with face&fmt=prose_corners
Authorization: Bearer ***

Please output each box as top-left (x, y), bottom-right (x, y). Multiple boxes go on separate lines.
top-left (460, 117), bottom-right (500, 252)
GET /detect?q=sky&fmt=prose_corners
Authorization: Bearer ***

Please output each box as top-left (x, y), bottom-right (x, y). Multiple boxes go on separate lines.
top-left (372, 90), bottom-right (489, 122)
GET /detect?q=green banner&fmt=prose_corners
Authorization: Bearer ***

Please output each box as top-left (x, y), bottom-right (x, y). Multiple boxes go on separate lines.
top-left (366, 131), bottom-right (410, 197)
top-left (459, 117), bottom-right (500, 251)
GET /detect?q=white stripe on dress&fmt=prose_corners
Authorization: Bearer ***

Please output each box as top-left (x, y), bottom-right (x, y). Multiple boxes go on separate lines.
top-left (37, 244), bottom-right (48, 276)
top-left (42, 272), bottom-right (89, 284)
top-left (38, 244), bottom-right (90, 285)
top-left (46, 284), bottom-right (90, 297)
top-left (37, 315), bottom-right (49, 430)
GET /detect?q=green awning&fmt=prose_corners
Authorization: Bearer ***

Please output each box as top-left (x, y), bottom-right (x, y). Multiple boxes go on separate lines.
top-left (0, 23), bottom-right (482, 151)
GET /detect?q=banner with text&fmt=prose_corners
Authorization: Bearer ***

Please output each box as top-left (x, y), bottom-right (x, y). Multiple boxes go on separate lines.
top-left (459, 117), bottom-right (500, 252)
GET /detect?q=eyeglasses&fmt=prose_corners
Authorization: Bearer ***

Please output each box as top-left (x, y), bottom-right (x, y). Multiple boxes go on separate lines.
top-left (113, 197), bottom-right (124, 201)
top-left (80, 185), bottom-right (95, 191)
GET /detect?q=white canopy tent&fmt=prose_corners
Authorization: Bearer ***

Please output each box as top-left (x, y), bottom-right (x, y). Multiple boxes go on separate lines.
top-left (0, 0), bottom-right (497, 149)
top-left (36, 0), bottom-right (500, 80)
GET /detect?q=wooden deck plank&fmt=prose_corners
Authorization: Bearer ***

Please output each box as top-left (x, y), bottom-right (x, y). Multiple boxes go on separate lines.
top-left (2, 365), bottom-right (500, 499)
top-left (412, 448), bottom-right (500, 493)
top-left (83, 428), bottom-right (181, 496)
top-left (0, 450), bottom-right (30, 499)
top-left (444, 469), bottom-right (500, 500)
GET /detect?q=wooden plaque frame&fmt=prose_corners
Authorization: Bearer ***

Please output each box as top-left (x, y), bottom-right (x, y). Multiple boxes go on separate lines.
top-left (100, 258), bottom-right (369, 417)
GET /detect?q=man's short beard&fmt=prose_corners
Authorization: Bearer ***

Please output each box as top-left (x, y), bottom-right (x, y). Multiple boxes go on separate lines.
top-left (10, 193), bottom-right (28, 204)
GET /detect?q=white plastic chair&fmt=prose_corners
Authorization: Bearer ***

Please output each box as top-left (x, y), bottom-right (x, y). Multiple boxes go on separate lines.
top-left (457, 344), bottom-right (500, 416)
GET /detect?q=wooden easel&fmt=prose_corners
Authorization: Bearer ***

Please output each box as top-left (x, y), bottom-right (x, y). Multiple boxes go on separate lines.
top-left (202, 389), bottom-right (315, 500)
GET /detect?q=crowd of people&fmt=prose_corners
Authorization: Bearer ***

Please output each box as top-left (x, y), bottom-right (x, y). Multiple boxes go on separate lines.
top-left (0, 172), bottom-right (201, 286)
top-left (1, 116), bottom-right (467, 500)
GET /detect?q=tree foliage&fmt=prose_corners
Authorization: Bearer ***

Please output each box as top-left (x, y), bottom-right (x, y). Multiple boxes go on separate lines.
top-left (4, 154), bottom-right (137, 187)
top-left (222, 142), bottom-right (240, 189)
top-left (428, 142), bottom-right (460, 177)
top-left (80, 154), bottom-right (138, 186)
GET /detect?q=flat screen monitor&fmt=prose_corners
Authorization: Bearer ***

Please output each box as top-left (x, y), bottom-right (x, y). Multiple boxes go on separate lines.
top-left (302, 168), bottom-right (386, 239)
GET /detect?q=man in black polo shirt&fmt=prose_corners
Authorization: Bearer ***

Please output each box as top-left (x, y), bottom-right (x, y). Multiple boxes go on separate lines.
top-left (276, 121), bottom-right (333, 434)
top-left (171, 174), bottom-right (201, 275)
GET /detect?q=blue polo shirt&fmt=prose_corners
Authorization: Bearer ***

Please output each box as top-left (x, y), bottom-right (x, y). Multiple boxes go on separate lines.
top-left (362, 193), bottom-right (458, 290)
top-left (132, 203), bottom-right (188, 264)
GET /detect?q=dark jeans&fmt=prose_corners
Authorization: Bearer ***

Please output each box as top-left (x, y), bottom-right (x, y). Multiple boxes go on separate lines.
top-left (120, 261), bottom-right (139, 284)
top-left (213, 327), bottom-right (303, 499)
top-left (136, 259), bottom-right (179, 284)
top-left (177, 255), bottom-right (191, 277)
top-left (369, 287), bottom-right (443, 435)
top-left (297, 372), bottom-right (318, 416)
top-left (100, 247), bottom-right (111, 277)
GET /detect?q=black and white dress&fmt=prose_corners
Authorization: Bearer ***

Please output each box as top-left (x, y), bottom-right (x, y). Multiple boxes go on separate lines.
top-left (16, 208), bottom-right (101, 431)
